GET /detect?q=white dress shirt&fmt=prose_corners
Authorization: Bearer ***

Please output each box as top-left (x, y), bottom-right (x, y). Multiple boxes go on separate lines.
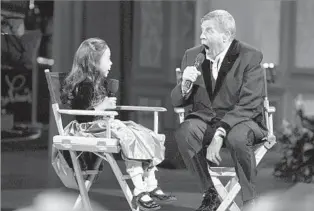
top-left (206, 42), bottom-right (232, 80)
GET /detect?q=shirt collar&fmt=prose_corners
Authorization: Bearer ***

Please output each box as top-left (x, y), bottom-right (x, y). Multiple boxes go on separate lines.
top-left (205, 41), bottom-right (232, 64)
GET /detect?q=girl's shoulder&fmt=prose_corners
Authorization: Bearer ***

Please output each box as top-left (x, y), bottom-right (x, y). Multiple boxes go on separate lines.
top-left (75, 79), bottom-right (94, 96)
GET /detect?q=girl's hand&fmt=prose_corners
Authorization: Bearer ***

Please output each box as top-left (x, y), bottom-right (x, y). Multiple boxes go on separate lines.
top-left (94, 97), bottom-right (117, 110)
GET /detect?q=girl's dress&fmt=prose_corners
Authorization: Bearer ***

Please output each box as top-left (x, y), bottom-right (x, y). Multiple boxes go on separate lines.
top-left (62, 80), bottom-right (165, 168)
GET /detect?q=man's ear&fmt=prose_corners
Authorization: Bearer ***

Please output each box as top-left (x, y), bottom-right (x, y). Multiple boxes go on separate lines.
top-left (222, 34), bottom-right (227, 43)
top-left (223, 31), bottom-right (231, 43)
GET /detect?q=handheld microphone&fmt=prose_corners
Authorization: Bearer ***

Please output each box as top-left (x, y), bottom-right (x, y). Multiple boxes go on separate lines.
top-left (107, 79), bottom-right (119, 97)
top-left (182, 53), bottom-right (205, 94)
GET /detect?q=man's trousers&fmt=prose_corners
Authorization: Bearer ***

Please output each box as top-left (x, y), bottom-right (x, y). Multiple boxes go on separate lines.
top-left (174, 118), bottom-right (266, 201)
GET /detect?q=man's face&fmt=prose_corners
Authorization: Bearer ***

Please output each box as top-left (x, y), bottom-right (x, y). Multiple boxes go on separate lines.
top-left (200, 19), bottom-right (225, 51)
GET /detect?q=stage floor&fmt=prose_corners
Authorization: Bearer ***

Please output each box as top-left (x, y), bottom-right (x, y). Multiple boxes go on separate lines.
top-left (1, 146), bottom-right (294, 211)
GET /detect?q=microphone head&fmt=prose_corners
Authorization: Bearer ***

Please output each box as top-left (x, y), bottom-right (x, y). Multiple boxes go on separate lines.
top-left (195, 53), bottom-right (205, 67)
top-left (107, 79), bottom-right (119, 96)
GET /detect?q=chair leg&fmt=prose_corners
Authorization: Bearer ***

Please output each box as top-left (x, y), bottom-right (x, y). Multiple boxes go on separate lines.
top-left (69, 150), bottom-right (93, 211)
top-left (218, 181), bottom-right (241, 211)
top-left (224, 178), bottom-right (241, 211)
top-left (211, 176), bottom-right (241, 211)
top-left (225, 177), bottom-right (239, 193)
top-left (103, 153), bottom-right (138, 211)
top-left (73, 157), bottom-right (103, 210)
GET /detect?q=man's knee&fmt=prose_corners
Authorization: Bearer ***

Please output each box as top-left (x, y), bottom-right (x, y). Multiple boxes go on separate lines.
top-left (226, 123), bottom-right (254, 150)
top-left (175, 119), bottom-right (196, 140)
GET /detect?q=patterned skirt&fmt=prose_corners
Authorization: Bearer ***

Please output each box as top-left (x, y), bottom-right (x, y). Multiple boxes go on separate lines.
top-left (63, 119), bottom-right (165, 166)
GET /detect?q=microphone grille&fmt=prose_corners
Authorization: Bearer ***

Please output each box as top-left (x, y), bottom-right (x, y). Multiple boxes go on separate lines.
top-left (107, 79), bottom-right (119, 94)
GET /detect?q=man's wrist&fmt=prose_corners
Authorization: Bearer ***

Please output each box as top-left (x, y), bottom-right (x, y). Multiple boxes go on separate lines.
top-left (216, 121), bottom-right (231, 134)
top-left (214, 127), bottom-right (226, 139)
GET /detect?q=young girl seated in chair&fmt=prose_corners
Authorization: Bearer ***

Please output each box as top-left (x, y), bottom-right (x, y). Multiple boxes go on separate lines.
top-left (61, 38), bottom-right (176, 210)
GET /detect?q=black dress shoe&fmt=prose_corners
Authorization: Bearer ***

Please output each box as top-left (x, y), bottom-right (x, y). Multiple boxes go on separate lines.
top-left (195, 187), bottom-right (220, 211)
top-left (133, 192), bottom-right (161, 211)
top-left (149, 187), bottom-right (177, 202)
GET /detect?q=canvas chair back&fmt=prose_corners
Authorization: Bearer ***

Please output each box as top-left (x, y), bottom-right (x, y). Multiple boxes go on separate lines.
top-left (45, 71), bottom-right (68, 108)
top-left (45, 70), bottom-right (80, 189)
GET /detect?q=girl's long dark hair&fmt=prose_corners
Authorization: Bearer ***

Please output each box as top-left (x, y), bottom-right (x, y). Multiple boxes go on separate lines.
top-left (61, 38), bottom-right (109, 107)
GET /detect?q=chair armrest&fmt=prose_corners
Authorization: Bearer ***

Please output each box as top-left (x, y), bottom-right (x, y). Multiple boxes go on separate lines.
top-left (58, 109), bottom-right (118, 116)
top-left (174, 107), bottom-right (186, 114)
top-left (115, 106), bottom-right (166, 133)
top-left (174, 107), bottom-right (186, 124)
top-left (115, 105), bottom-right (167, 112)
top-left (110, 106), bottom-right (166, 133)
top-left (267, 106), bottom-right (276, 113)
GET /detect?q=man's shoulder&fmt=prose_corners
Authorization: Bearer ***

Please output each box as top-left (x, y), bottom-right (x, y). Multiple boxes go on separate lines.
top-left (237, 40), bottom-right (262, 56)
top-left (236, 40), bottom-right (263, 65)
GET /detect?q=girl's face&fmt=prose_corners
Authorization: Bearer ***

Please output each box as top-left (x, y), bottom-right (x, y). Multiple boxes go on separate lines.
top-left (99, 48), bottom-right (112, 77)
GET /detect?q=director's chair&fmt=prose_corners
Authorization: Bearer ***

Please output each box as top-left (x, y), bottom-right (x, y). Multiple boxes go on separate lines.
top-left (173, 67), bottom-right (276, 211)
top-left (45, 69), bottom-right (167, 211)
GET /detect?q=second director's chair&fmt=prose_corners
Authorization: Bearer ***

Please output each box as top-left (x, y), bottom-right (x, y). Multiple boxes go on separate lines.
top-left (45, 69), bottom-right (167, 211)
top-left (173, 67), bottom-right (276, 211)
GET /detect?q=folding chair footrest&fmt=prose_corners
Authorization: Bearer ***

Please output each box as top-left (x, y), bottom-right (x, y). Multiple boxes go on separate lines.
top-left (81, 170), bottom-right (100, 176)
top-left (209, 167), bottom-right (236, 177)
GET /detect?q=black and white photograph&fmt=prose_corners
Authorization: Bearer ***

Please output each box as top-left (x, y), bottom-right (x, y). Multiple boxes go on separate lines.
top-left (1, 0), bottom-right (314, 211)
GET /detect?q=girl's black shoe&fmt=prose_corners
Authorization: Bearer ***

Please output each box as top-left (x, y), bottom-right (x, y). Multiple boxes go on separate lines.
top-left (149, 187), bottom-right (177, 202)
top-left (133, 192), bottom-right (161, 211)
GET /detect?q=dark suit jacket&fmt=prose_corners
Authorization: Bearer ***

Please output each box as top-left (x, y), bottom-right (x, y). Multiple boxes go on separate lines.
top-left (171, 39), bottom-right (267, 133)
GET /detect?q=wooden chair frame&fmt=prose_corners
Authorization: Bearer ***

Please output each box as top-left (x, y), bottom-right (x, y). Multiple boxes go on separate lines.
top-left (174, 67), bottom-right (276, 211)
top-left (45, 69), bottom-right (167, 211)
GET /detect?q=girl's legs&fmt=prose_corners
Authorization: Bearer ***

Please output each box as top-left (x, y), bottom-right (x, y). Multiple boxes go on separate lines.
top-left (125, 160), bottom-right (161, 210)
top-left (125, 160), bottom-right (151, 201)
top-left (143, 167), bottom-right (161, 193)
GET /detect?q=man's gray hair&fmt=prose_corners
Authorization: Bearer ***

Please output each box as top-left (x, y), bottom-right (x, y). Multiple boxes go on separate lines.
top-left (201, 10), bottom-right (236, 40)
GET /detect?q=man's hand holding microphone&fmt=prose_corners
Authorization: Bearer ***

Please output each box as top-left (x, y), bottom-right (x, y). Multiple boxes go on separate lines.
top-left (181, 53), bottom-right (205, 95)
top-left (181, 66), bottom-right (201, 95)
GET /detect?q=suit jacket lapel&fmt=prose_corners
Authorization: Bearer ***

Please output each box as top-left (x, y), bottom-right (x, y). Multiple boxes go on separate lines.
top-left (213, 39), bottom-right (240, 99)
top-left (201, 59), bottom-right (213, 101)
top-left (198, 47), bottom-right (214, 101)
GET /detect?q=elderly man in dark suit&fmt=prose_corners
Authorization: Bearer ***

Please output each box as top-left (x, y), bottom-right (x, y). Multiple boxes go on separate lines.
top-left (171, 10), bottom-right (267, 211)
